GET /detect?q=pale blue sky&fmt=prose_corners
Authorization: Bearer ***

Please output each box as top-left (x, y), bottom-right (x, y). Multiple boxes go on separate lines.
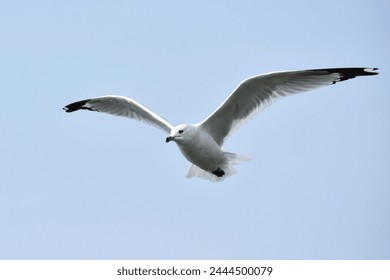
top-left (0, 0), bottom-right (389, 259)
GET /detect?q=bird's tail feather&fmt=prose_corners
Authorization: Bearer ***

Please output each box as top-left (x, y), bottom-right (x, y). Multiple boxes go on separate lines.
top-left (185, 152), bottom-right (251, 182)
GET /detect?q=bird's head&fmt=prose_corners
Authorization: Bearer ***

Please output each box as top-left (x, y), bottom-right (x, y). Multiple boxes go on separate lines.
top-left (166, 124), bottom-right (193, 144)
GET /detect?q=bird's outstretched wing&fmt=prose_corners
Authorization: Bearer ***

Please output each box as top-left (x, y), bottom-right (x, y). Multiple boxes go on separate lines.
top-left (63, 95), bottom-right (174, 133)
top-left (200, 68), bottom-right (378, 145)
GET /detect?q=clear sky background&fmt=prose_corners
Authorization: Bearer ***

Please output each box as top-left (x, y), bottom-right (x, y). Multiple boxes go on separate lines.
top-left (0, 0), bottom-right (389, 259)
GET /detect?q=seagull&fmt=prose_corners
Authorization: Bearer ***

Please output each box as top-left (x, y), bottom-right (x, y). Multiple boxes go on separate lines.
top-left (63, 67), bottom-right (378, 182)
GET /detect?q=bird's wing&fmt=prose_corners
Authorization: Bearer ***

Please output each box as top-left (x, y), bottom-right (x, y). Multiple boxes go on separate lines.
top-left (200, 68), bottom-right (378, 145)
top-left (63, 95), bottom-right (174, 133)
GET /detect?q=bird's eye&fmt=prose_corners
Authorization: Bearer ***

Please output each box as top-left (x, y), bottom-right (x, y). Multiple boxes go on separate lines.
top-left (178, 130), bottom-right (184, 134)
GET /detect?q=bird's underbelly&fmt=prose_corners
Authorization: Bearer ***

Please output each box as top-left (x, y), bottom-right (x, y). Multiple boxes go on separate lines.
top-left (178, 141), bottom-right (225, 171)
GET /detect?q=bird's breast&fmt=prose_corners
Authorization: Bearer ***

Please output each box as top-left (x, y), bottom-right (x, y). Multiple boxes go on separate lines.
top-left (177, 133), bottom-right (224, 171)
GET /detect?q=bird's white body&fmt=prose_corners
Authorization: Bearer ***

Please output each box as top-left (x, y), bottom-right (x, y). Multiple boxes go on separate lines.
top-left (64, 67), bottom-right (378, 182)
top-left (174, 124), bottom-right (225, 171)
top-left (167, 124), bottom-right (249, 181)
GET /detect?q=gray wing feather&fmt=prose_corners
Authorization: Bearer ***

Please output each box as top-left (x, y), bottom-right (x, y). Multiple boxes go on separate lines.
top-left (63, 95), bottom-right (174, 133)
top-left (200, 68), bottom-right (378, 145)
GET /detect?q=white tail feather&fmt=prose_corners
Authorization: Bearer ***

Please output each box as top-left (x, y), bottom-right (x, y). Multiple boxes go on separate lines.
top-left (185, 152), bottom-right (251, 182)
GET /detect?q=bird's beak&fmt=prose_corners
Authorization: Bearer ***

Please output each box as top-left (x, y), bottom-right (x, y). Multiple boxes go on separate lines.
top-left (166, 136), bottom-right (174, 143)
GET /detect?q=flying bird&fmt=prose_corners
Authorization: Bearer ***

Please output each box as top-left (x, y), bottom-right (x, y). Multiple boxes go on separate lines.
top-left (63, 67), bottom-right (378, 182)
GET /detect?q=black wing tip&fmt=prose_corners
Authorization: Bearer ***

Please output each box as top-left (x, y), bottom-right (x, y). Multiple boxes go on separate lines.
top-left (312, 67), bottom-right (379, 75)
top-left (338, 67), bottom-right (378, 82)
top-left (310, 67), bottom-right (378, 84)
top-left (63, 99), bottom-right (92, 113)
top-left (347, 67), bottom-right (378, 76)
